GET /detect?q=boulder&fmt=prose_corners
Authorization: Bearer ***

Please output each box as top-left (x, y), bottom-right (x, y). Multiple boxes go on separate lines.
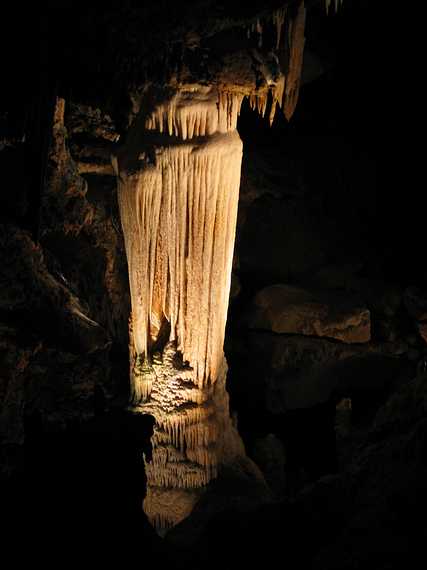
top-left (247, 284), bottom-right (370, 343)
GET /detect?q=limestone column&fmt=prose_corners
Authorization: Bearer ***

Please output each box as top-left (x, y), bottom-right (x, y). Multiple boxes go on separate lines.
top-left (113, 85), bottom-right (246, 529)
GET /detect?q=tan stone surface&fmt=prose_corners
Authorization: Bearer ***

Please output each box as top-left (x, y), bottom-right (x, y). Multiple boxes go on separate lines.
top-left (114, 85), bottom-right (247, 530)
top-left (248, 284), bottom-right (370, 343)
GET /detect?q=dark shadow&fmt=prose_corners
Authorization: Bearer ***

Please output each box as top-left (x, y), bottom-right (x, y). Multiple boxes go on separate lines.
top-left (5, 410), bottom-right (163, 564)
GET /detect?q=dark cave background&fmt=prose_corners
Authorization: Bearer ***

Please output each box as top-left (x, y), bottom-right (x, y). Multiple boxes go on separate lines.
top-left (1, 2), bottom-right (426, 568)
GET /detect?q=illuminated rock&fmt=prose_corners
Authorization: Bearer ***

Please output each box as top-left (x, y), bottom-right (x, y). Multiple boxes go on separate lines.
top-left (114, 85), bottom-right (247, 529)
top-left (247, 284), bottom-right (370, 343)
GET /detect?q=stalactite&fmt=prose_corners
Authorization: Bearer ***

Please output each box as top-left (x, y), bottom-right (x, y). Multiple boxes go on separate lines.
top-left (144, 87), bottom-right (244, 139)
top-left (246, 2), bottom-right (306, 125)
top-left (272, 6), bottom-right (287, 50)
top-left (326, 0), bottom-right (344, 15)
top-left (269, 76), bottom-right (285, 126)
top-left (282, 1), bottom-right (306, 120)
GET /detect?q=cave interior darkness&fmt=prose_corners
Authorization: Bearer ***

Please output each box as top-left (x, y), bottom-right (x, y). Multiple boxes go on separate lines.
top-left (1, 2), bottom-right (426, 569)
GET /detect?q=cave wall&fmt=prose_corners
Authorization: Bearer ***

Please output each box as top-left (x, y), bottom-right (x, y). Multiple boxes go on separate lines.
top-left (1, 3), bottom-right (425, 564)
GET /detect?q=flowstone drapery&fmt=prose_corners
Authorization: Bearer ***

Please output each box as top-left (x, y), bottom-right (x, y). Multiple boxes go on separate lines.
top-left (114, 86), bottom-right (246, 528)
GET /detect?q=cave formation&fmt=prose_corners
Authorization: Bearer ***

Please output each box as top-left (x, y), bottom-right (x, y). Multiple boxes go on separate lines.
top-left (2, 1), bottom-right (426, 567)
top-left (114, 87), bottom-right (246, 528)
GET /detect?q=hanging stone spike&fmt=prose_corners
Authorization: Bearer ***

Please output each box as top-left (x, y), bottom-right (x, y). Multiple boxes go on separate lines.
top-left (261, 95), bottom-right (268, 118)
top-left (256, 18), bottom-right (263, 48)
top-left (326, 0), bottom-right (344, 14)
top-left (272, 6), bottom-right (287, 50)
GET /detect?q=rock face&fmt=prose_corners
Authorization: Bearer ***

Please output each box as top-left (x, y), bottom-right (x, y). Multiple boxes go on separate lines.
top-left (0, 95), bottom-right (132, 476)
top-left (247, 284), bottom-right (370, 343)
top-left (418, 323), bottom-right (427, 345)
top-left (0, 225), bottom-right (113, 474)
top-left (230, 331), bottom-right (407, 416)
top-left (40, 98), bottom-right (131, 349)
